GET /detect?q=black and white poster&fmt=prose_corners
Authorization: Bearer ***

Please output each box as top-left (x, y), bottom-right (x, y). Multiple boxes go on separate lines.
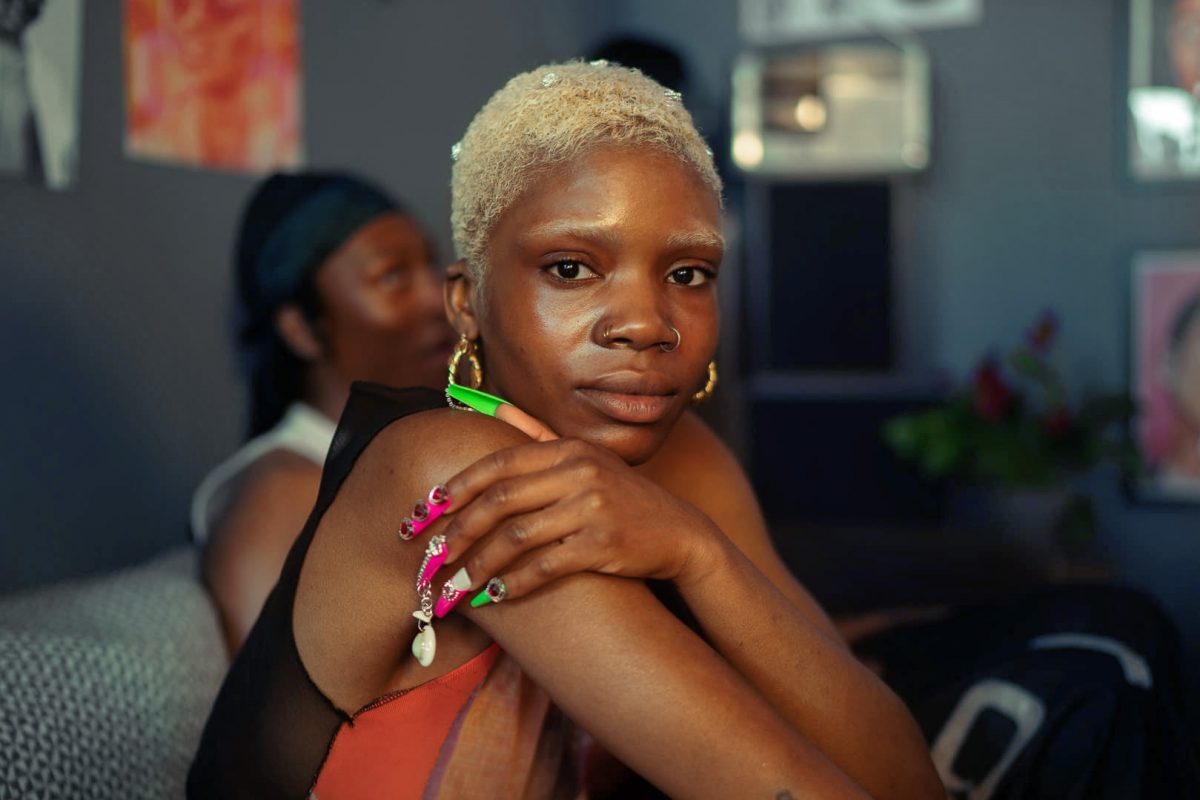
top-left (0, 0), bottom-right (82, 189)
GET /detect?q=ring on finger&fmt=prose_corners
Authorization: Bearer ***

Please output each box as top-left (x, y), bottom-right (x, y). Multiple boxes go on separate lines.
top-left (470, 576), bottom-right (508, 607)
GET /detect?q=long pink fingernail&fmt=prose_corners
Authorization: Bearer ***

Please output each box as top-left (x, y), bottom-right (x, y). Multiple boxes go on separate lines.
top-left (411, 485), bottom-right (452, 536)
top-left (417, 536), bottom-right (447, 591)
top-left (433, 580), bottom-right (465, 618)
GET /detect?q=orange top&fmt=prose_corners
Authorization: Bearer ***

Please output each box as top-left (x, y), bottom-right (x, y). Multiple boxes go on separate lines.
top-left (312, 644), bottom-right (501, 799)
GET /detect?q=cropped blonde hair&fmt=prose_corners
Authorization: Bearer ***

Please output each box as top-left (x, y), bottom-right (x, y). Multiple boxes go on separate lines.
top-left (450, 61), bottom-right (722, 279)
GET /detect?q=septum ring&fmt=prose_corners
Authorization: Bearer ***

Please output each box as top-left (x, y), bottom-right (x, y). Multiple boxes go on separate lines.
top-left (660, 326), bottom-right (681, 353)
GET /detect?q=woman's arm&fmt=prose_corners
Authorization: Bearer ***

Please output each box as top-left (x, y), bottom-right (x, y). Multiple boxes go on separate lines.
top-left (467, 570), bottom-right (868, 800)
top-left (202, 451), bottom-right (321, 653)
top-left (638, 412), bottom-right (943, 799)
top-left (295, 409), bottom-right (869, 799)
top-left (433, 412), bottom-right (942, 799)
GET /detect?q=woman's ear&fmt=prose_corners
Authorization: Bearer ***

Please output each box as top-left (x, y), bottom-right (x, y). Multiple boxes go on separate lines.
top-left (274, 304), bottom-right (324, 362)
top-left (445, 259), bottom-right (480, 339)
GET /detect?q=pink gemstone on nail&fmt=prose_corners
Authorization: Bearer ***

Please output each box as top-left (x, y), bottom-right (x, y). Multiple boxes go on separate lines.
top-left (412, 501), bottom-right (429, 522)
top-left (430, 485), bottom-right (450, 506)
top-left (398, 519), bottom-right (415, 541)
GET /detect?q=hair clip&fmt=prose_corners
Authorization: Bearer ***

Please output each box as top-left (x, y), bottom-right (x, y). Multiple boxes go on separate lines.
top-left (589, 58), bottom-right (609, 67)
top-left (450, 141), bottom-right (462, 162)
top-left (664, 88), bottom-right (683, 102)
top-left (541, 72), bottom-right (559, 88)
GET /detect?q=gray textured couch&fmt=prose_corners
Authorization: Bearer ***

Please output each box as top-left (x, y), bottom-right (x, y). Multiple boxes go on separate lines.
top-left (0, 548), bottom-right (227, 798)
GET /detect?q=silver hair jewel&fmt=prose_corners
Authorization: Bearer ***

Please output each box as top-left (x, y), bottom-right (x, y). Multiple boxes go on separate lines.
top-left (590, 58), bottom-right (609, 67)
top-left (664, 88), bottom-right (683, 102)
top-left (541, 72), bottom-right (559, 88)
top-left (661, 326), bottom-right (681, 353)
top-left (704, 145), bottom-right (714, 158)
top-left (450, 141), bottom-right (462, 162)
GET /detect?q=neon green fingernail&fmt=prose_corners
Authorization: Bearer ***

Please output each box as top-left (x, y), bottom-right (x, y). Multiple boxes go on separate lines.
top-left (469, 588), bottom-right (494, 608)
top-left (447, 385), bottom-right (508, 416)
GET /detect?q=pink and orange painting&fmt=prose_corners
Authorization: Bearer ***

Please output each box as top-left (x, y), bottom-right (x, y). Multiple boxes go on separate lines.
top-left (124, 0), bottom-right (302, 172)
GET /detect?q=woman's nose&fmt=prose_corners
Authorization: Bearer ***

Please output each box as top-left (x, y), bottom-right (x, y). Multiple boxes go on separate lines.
top-left (593, 284), bottom-right (677, 351)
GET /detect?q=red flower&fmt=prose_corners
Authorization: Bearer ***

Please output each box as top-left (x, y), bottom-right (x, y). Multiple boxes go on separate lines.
top-left (1026, 310), bottom-right (1059, 353)
top-left (1042, 406), bottom-right (1073, 437)
top-left (973, 357), bottom-right (1015, 421)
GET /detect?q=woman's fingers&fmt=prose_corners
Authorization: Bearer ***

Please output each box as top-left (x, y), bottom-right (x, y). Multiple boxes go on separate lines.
top-left (494, 403), bottom-right (559, 442)
top-left (466, 538), bottom-right (595, 607)
top-left (456, 500), bottom-right (586, 591)
top-left (441, 444), bottom-right (595, 560)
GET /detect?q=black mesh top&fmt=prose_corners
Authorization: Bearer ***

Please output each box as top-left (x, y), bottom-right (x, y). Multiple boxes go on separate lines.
top-left (187, 383), bottom-right (446, 799)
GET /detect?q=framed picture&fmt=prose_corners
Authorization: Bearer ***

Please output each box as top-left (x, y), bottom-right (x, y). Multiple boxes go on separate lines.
top-left (1131, 251), bottom-right (1200, 501)
top-left (123, 0), bottom-right (303, 173)
top-left (739, 0), bottom-right (982, 45)
top-left (0, 0), bottom-right (84, 189)
top-left (1127, 0), bottom-right (1200, 181)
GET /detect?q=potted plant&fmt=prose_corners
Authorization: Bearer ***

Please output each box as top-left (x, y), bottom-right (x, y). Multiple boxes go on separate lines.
top-left (883, 312), bottom-right (1135, 558)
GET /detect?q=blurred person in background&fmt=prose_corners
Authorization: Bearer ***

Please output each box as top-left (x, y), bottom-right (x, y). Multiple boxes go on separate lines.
top-left (192, 171), bottom-right (455, 653)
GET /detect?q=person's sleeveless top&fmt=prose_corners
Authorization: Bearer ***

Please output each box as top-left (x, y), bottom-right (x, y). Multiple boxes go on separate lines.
top-left (187, 383), bottom-right (585, 799)
top-left (190, 402), bottom-right (336, 543)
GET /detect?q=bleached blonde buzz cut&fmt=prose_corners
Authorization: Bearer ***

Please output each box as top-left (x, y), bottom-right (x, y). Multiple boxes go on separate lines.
top-left (450, 60), bottom-right (723, 280)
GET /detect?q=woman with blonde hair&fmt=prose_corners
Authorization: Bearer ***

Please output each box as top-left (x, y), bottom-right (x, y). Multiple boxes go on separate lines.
top-left (189, 62), bottom-right (940, 799)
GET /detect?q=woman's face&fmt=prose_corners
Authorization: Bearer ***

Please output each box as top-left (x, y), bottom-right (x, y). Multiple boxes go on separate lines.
top-left (313, 212), bottom-right (456, 390)
top-left (473, 146), bottom-right (723, 464)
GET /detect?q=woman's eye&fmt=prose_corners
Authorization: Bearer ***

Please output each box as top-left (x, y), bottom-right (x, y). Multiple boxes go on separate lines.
top-left (377, 266), bottom-right (410, 288)
top-left (547, 260), bottom-right (596, 281)
top-left (667, 266), bottom-right (713, 286)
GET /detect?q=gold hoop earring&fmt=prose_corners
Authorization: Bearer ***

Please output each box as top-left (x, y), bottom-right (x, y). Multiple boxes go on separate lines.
top-left (446, 334), bottom-right (483, 409)
top-left (692, 361), bottom-right (718, 404)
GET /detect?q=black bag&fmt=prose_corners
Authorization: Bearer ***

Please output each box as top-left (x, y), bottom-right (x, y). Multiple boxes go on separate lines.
top-left (855, 586), bottom-right (1200, 799)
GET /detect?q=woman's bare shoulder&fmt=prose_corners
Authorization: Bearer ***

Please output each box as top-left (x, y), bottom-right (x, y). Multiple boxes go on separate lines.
top-left (204, 448), bottom-right (321, 580)
top-left (366, 407), bottom-right (533, 484)
top-left (292, 408), bottom-right (532, 707)
top-left (641, 411), bottom-right (749, 508)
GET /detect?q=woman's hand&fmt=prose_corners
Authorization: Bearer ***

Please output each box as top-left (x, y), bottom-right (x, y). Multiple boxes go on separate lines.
top-left (436, 435), bottom-right (725, 606)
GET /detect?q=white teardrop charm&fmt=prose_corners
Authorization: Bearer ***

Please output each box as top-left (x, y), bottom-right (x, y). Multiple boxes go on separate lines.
top-left (412, 625), bottom-right (436, 667)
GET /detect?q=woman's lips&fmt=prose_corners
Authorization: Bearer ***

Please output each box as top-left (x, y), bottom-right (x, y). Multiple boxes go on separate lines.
top-left (576, 388), bottom-right (676, 424)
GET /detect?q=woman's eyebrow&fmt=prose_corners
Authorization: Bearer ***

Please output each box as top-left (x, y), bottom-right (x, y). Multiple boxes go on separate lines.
top-left (519, 221), bottom-right (620, 248)
top-left (664, 230), bottom-right (724, 252)
top-left (520, 222), bottom-right (724, 252)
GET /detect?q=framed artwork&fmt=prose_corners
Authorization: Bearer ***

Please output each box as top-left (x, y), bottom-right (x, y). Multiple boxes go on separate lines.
top-left (0, 0), bottom-right (84, 189)
top-left (740, 0), bottom-right (982, 45)
top-left (123, 0), bottom-right (303, 173)
top-left (1131, 250), bottom-right (1200, 501)
top-left (1127, 0), bottom-right (1200, 181)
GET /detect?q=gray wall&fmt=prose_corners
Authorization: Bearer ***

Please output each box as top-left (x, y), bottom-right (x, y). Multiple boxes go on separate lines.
top-left (0, 1), bottom-right (612, 590)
